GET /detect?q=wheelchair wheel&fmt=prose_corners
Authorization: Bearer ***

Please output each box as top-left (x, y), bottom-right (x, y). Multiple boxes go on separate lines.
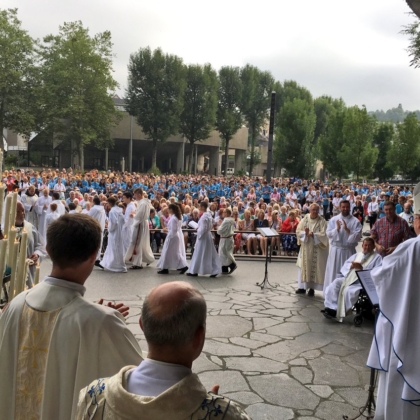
top-left (354, 315), bottom-right (363, 327)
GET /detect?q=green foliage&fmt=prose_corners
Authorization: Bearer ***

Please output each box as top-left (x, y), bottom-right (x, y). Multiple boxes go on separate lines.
top-left (38, 21), bottom-right (120, 170)
top-left (215, 66), bottom-right (243, 175)
top-left (179, 64), bottom-right (218, 174)
top-left (127, 47), bottom-right (186, 170)
top-left (387, 113), bottom-right (420, 180)
top-left (373, 122), bottom-right (394, 181)
top-left (240, 65), bottom-right (274, 176)
top-left (0, 8), bottom-right (37, 137)
top-left (274, 92), bottom-right (316, 178)
top-left (402, 20), bottom-right (420, 68)
top-left (147, 165), bottom-right (161, 175)
top-left (4, 153), bottom-right (18, 168)
top-left (368, 104), bottom-right (420, 124)
top-left (338, 106), bottom-right (378, 180)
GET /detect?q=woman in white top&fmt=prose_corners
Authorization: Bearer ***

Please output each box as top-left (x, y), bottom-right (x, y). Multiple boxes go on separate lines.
top-left (156, 203), bottom-right (188, 274)
top-left (332, 192), bottom-right (342, 216)
top-left (368, 196), bottom-right (379, 229)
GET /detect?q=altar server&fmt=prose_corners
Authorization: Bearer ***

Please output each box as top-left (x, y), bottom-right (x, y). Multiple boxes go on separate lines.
top-left (217, 208), bottom-right (237, 274)
top-left (89, 196), bottom-right (106, 264)
top-left (366, 183), bottom-right (420, 420)
top-left (0, 214), bottom-right (142, 420)
top-left (187, 202), bottom-right (221, 277)
top-left (156, 203), bottom-right (188, 274)
top-left (36, 188), bottom-right (52, 240)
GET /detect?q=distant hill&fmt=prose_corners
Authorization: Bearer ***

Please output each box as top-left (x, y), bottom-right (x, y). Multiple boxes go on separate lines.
top-left (368, 104), bottom-right (420, 123)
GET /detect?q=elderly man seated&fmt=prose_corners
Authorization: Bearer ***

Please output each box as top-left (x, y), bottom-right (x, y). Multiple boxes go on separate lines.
top-left (77, 281), bottom-right (251, 420)
top-left (322, 237), bottom-right (382, 321)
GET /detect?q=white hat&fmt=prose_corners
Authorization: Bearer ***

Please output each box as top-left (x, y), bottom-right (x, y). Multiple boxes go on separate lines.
top-left (414, 182), bottom-right (420, 215)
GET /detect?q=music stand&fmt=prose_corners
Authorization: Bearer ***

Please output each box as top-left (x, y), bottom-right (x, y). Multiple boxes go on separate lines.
top-left (256, 228), bottom-right (279, 290)
top-left (354, 270), bottom-right (380, 419)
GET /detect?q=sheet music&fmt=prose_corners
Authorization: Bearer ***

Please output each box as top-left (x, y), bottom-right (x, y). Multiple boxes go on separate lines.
top-left (258, 228), bottom-right (279, 237)
top-left (188, 221), bottom-right (198, 229)
top-left (356, 270), bottom-right (380, 306)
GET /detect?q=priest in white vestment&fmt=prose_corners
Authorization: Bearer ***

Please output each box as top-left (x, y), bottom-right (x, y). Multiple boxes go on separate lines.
top-left (324, 200), bottom-right (362, 293)
top-left (122, 192), bottom-right (136, 256)
top-left (295, 204), bottom-right (329, 296)
top-left (21, 185), bottom-right (38, 228)
top-left (187, 202), bottom-right (222, 277)
top-left (125, 188), bottom-right (155, 269)
top-left (44, 203), bottom-right (61, 245)
top-left (156, 203), bottom-right (188, 274)
top-left (217, 208), bottom-right (237, 274)
top-left (367, 183), bottom-right (420, 420)
top-left (77, 282), bottom-right (250, 420)
top-left (323, 237), bottom-right (382, 321)
top-left (35, 188), bottom-right (52, 241)
top-left (100, 197), bottom-right (127, 273)
top-left (88, 196), bottom-right (106, 263)
top-left (50, 191), bottom-right (66, 216)
top-left (0, 214), bottom-right (142, 420)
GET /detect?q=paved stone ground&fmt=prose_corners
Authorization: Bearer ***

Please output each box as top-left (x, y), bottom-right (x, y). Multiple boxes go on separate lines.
top-left (41, 258), bottom-right (375, 420)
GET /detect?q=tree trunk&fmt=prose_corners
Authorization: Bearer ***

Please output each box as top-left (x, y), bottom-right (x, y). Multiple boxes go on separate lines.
top-left (189, 143), bottom-right (195, 174)
top-left (152, 139), bottom-right (157, 169)
top-left (407, 0), bottom-right (420, 19)
top-left (79, 143), bottom-right (84, 172)
top-left (224, 139), bottom-right (230, 176)
top-left (249, 127), bottom-right (255, 177)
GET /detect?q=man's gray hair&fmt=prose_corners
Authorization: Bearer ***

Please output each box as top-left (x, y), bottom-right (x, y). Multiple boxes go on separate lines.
top-left (141, 289), bottom-right (207, 347)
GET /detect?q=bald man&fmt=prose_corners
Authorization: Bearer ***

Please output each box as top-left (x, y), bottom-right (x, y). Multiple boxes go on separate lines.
top-left (77, 282), bottom-right (251, 420)
top-left (14, 201), bottom-right (46, 287)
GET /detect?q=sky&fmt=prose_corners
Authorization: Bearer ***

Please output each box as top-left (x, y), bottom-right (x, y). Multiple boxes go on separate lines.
top-left (5, 0), bottom-right (420, 111)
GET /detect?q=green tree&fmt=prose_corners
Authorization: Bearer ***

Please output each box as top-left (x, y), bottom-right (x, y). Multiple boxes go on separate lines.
top-left (338, 106), bottom-right (378, 180)
top-left (240, 65), bottom-right (274, 176)
top-left (373, 122), bottom-right (394, 181)
top-left (39, 21), bottom-right (120, 170)
top-left (0, 8), bottom-right (37, 138)
top-left (402, 19), bottom-right (420, 68)
top-left (179, 64), bottom-right (218, 174)
top-left (127, 47), bottom-right (185, 171)
top-left (215, 66), bottom-right (243, 175)
top-left (388, 113), bottom-right (420, 180)
top-left (274, 96), bottom-right (316, 178)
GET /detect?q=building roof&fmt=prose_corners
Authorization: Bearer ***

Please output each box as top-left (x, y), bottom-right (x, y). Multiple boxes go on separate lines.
top-left (112, 96), bottom-right (127, 107)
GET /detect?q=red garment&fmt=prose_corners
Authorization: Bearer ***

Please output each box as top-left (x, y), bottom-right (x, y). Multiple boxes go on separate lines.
top-left (281, 217), bottom-right (298, 233)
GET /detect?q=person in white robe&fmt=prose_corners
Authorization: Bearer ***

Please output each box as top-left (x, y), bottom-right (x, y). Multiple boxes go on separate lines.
top-left (77, 282), bottom-right (250, 420)
top-left (50, 191), bottom-right (66, 216)
top-left (14, 202), bottom-right (47, 288)
top-left (217, 208), bottom-right (237, 275)
top-left (323, 237), bottom-right (382, 321)
top-left (366, 183), bottom-right (420, 420)
top-left (89, 196), bottom-right (107, 264)
top-left (44, 203), bottom-right (61, 245)
top-left (187, 202), bottom-right (222, 277)
top-left (125, 188), bottom-right (155, 269)
top-left (295, 204), bottom-right (329, 296)
top-left (0, 213), bottom-right (142, 420)
top-left (156, 203), bottom-right (188, 274)
top-left (100, 197), bottom-right (127, 273)
top-left (21, 185), bottom-right (38, 228)
top-left (324, 200), bottom-right (362, 294)
top-left (122, 192), bottom-right (136, 256)
top-left (35, 188), bottom-right (52, 241)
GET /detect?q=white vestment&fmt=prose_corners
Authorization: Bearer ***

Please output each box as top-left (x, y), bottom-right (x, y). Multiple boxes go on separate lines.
top-left (77, 366), bottom-right (250, 420)
top-left (122, 201), bottom-right (136, 256)
top-left (101, 207), bottom-right (126, 272)
top-left (367, 236), bottom-right (420, 420)
top-left (156, 216), bottom-right (187, 270)
top-left (44, 211), bottom-right (60, 245)
top-left (217, 217), bottom-right (236, 267)
top-left (50, 199), bottom-right (66, 216)
top-left (0, 277), bottom-right (142, 420)
top-left (21, 193), bottom-right (38, 228)
top-left (35, 195), bottom-right (52, 240)
top-left (125, 199), bottom-right (155, 266)
top-left (324, 251), bottom-right (382, 319)
top-left (88, 205), bottom-right (107, 260)
top-left (188, 212), bottom-right (221, 276)
top-left (324, 214), bottom-right (362, 293)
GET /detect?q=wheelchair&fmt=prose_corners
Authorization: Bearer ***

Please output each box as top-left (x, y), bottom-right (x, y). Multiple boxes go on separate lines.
top-left (352, 290), bottom-right (376, 327)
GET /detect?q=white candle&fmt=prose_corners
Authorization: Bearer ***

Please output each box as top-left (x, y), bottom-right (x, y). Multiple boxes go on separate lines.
top-left (3, 194), bottom-right (12, 234)
top-left (8, 240), bottom-right (19, 300)
top-left (34, 262), bottom-right (40, 285)
top-left (7, 227), bottom-right (16, 267)
top-left (0, 184), bottom-right (4, 224)
top-left (10, 192), bottom-right (18, 227)
top-left (16, 230), bottom-right (28, 295)
top-left (0, 238), bottom-right (7, 282)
